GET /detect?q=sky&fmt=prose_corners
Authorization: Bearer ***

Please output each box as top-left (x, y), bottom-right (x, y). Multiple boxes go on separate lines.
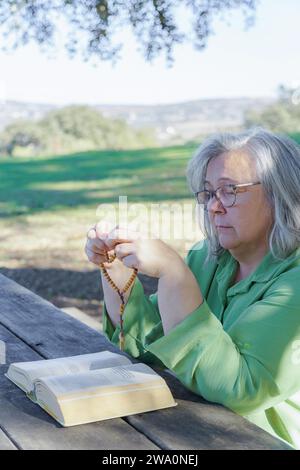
top-left (0, 0), bottom-right (299, 106)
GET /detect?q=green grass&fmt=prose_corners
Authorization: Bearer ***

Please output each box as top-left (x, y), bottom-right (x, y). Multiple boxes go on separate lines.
top-left (0, 144), bottom-right (198, 218)
top-left (1, 133), bottom-right (299, 219)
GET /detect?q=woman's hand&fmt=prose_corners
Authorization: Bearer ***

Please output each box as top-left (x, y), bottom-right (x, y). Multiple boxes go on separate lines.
top-left (85, 223), bottom-right (185, 278)
top-left (85, 225), bottom-right (112, 267)
top-left (85, 222), bottom-right (203, 334)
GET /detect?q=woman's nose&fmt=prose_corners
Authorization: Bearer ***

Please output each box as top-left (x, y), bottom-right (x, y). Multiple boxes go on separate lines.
top-left (207, 195), bottom-right (226, 214)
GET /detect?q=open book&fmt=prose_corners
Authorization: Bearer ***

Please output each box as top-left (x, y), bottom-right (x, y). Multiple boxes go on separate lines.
top-left (5, 351), bottom-right (176, 427)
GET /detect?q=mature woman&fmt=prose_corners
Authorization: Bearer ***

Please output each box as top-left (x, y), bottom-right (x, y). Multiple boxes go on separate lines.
top-left (85, 128), bottom-right (300, 448)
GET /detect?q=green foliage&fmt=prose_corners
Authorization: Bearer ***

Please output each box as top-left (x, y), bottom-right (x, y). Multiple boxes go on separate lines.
top-left (289, 133), bottom-right (300, 145)
top-left (0, 105), bottom-right (157, 157)
top-left (244, 85), bottom-right (300, 133)
top-left (0, 1), bottom-right (257, 63)
top-left (0, 120), bottom-right (44, 157)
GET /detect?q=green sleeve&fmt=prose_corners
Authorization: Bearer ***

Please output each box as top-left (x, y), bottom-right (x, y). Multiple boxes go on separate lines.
top-left (146, 272), bottom-right (300, 416)
top-left (102, 240), bottom-right (207, 366)
top-left (102, 240), bottom-right (207, 367)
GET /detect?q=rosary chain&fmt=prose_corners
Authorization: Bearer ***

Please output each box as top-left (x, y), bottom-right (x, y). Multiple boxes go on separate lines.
top-left (99, 251), bottom-right (138, 351)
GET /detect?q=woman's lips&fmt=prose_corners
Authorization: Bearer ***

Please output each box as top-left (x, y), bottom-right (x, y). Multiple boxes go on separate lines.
top-left (216, 225), bottom-right (232, 231)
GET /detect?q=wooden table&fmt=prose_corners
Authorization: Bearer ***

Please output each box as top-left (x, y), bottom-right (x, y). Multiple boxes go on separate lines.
top-left (0, 273), bottom-right (292, 450)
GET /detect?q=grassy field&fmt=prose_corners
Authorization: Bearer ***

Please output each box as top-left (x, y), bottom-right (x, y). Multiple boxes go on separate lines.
top-left (0, 146), bottom-right (196, 215)
top-left (0, 144), bottom-right (201, 316)
top-left (0, 144), bottom-right (201, 263)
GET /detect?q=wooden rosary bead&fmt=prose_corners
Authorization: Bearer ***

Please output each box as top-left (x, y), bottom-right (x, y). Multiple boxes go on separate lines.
top-left (99, 251), bottom-right (137, 351)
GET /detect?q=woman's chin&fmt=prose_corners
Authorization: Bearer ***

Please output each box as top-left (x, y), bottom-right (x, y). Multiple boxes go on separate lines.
top-left (218, 234), bottom-right (236, 249)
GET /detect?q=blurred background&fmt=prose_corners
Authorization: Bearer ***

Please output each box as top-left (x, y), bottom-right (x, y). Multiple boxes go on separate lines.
top-left (0, 0), bottom-right (299, 328)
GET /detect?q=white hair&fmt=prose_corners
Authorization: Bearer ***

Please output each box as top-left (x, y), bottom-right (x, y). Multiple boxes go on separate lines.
top-left (186, 127), bottom-right (300, 263)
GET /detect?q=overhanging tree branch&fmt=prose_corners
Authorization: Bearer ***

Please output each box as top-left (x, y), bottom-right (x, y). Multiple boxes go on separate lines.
top-left (0, 0), bottom-right (257, 63)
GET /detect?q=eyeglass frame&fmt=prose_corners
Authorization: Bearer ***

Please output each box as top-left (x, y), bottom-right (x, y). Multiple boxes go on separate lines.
top-left (195, 181), bottom-right (261, 210)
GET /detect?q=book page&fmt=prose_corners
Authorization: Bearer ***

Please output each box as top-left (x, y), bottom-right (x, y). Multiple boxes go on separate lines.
top-left (36, 363), bottom-right (163, 398)
top-left (10, 351), bottom-right (131, 384)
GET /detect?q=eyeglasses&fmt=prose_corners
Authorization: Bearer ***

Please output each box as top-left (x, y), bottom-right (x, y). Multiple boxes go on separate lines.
top-left (195, 182), bottom-right (261, 211)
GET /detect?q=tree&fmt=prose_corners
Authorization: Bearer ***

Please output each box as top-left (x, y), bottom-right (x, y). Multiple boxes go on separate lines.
top-left (0, 105), bottom-right (157, 156)
top-left (244, 85), bottom-right (300, 133)
top-left (0, 0), bottom-right (257, 63)
top-left (0, 120), bottom-right (43, 156)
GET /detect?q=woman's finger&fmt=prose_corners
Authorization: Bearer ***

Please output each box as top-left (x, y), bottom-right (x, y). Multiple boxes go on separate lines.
top-left (105, 227), bottom-right (141, 250)
top-left (85, 247), bottom-right (105, 265)
top-left (87, 227), bottom-right (96, 239)
top-left (122, 254), bottom-right (139, 270)
top-left (87, 228), bottom-right (109, 251)
top-left (94, 221), bottom-right (117, 248)
top-left (86, 235), bottom-right (108, 253)
top-left (85, 239), bottom-right (105, 256)
top-left (114, 243), bottom-right (135, 261)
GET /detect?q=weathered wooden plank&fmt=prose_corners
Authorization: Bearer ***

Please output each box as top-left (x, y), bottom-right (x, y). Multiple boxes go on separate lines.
top-left (125, 369), bottom-right (293, 450)
top-left (0, 394), bottom-right (159, 450)
top-left (127, 383), bottom-right (291, 450)
top-left (0, 428), bottom-right (17, 450)
top-left (0, 324), bottom-right (158, 450)
top-left (0, 274), bottom-right (292, 450)
top-left (0, 273), bottom-right (116, 358)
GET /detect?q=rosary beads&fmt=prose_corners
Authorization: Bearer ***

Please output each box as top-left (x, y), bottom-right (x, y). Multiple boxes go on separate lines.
top-left (100, 251), bottom-right (138, 351)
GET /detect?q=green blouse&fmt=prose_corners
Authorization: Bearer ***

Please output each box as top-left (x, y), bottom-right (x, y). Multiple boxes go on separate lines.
top-left (102, 239), bottom-right (300, 448)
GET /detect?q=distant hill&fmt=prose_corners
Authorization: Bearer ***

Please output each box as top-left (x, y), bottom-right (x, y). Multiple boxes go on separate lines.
top-left (0, 97), bottom-right (275, 144)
